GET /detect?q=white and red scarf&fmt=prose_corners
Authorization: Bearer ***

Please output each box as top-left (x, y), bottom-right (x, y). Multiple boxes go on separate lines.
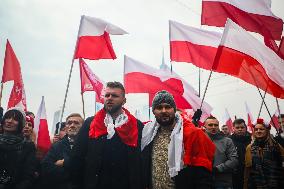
top-left (89, 108), bottom-right (138, 147)
top-left (141, 113), bottom-right (184, 177)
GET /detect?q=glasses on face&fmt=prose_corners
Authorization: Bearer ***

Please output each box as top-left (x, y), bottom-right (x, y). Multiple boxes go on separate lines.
top-left (207, 123), bottom-right (219, 127)
top-left (66, 120), bottom-right (80, 125)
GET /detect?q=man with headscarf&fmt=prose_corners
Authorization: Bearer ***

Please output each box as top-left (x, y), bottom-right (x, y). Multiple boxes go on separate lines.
top-left (68, 81), bottom-right (144, 189)
top-left (244, 118), bottom-right (284, 189)
top-left (141, 90), bottom-right (215, 189)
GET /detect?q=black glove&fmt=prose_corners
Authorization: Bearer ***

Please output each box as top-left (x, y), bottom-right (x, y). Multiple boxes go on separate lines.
top-left (192, 109), bottom-right (202, 127)
top-left (212, 167), bottom-right (219, 174)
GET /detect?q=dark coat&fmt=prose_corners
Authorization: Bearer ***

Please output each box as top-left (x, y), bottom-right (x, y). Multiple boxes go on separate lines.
top-left (67, 116), bottom-right (144, 189)
top-left (41, 135), bottom-right (72, 189)
top-left (0, 134), bottom-right (37, 189)
top-left (230, 133), bottom-right (251, 189)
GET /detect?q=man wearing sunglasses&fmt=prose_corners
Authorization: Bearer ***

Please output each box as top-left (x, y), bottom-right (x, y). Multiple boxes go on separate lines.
top-left (204, 116), bottom-right (238, 189)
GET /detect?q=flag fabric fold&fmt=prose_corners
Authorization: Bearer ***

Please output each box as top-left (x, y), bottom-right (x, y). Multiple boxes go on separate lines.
top-left (223, 108), bottom-right (233, 133)
top-left (270, 110), bottom-right (281, 131)
top-left (124, 55), bottom-right (212, 121)
top-left (79, 58), bottom-right (105, 103)
top-left (201, 0), bottom-right (283, 40)
top-left (213, 19), bottom-right (284, 99)
top-left (170, 20), bottom-right (222, 70)
top-left (74, 15), bottom-right (128, 60)
top-left (34, 97), bottom-right (51, 154)
top-left (245, 102), bottom-right (254, 133)
top-left (2, 40), bottom-right (27, 110)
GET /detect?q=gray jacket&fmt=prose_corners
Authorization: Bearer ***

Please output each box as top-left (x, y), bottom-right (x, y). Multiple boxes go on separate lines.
top-left (207, 132), bottom-right (238, 187)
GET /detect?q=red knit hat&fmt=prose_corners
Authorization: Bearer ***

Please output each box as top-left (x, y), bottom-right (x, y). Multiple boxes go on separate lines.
top-left (26, 115), bottom-right (34, 128)
top-left (254, 118), bottom-right (271, 130)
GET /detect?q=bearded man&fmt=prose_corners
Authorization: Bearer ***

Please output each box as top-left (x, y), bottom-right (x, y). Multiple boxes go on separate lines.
top-left (141, 90), bottom-right (215, 189)
top-left (68, 81), bottom-right (144, 189)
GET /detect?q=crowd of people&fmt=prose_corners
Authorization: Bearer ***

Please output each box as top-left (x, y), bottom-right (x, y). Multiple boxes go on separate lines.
top-left (0, 81), bottom-right (284, 189)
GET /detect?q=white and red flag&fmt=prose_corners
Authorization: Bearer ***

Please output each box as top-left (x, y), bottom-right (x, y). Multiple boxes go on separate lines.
top-left (201, 0), bottom-right (283, 40)
top-left (74, 15), bottom-right (127, 60)
top-left (34, 96), bottom-right (51, 154)
top-left (245, 102), bottom-right (254, 133)
top-left (223, 108), bottom-right (233, 133)
top-left (270, 110), bottom-right (281, 131)
top-left (124, 55), bottom-right (212, 121)
top-left (1, 40), bottom-right (27, 110)
top-left (278, 37), bottom-right (284, 60)
top-left (79, 58), bottom-right (105, 103)
top-left (170, 20), bottom-right (222, 70)
top-left (212, 19), bottom-right (284, 99)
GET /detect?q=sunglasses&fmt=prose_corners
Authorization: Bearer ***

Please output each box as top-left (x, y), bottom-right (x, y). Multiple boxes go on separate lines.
top-left (207, 123), bottom-right (219, 127)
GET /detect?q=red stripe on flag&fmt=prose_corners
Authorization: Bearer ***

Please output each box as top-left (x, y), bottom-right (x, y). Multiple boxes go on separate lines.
top-left (202, 1), bottom-right (283, 40)
top-left (74, 32), bottom-right (116, 60)
top-left (213, 46), bottom-right (284, 98)
top-left (37, 119), bottom-right (51, 153)
top-left (170, 41), bottom-right (217, 70)
top-left (125, 72), bottom-right (192, 109)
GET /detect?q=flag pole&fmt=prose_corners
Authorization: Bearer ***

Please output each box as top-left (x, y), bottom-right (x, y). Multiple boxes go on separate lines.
top-left (200, 42), bottom-right (223, 109)
top-left (198, 68), bottom-right (201, 97)
top-left (243, 65), bottom-right (276, 128)
top-left (257, 90), bottom-right (267, 118)
top-left (81, 93), bottom-right (85, 119)
top-left (60, 16), bottom-right (83, 123)
top-left (200, 70), bottom-right (213, 109)
top-left (0, 83), bottom-right (3, 107)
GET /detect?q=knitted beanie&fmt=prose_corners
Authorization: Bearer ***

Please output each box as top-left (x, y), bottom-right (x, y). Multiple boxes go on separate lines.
top-left (152, 90), bottom-right (176, 112)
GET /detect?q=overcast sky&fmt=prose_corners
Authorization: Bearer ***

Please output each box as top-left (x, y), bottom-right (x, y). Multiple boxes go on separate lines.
top-left (0, 0), bottom-right (284, 133)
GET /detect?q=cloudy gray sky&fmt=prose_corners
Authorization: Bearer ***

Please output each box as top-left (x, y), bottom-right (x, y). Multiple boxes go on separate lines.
top-left (0, 0), bottom-right (284, 133)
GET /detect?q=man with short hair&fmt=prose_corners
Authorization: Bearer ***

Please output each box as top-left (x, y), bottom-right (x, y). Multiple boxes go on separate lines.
top-left (205, 116), bottom-right (238, 189)
top-left (142, 90), bottom-right (215, 189)
top-left (41, 113), bottom-right (84, 189)
top-left (68, 81), bottom-right (144, 189)
top-left (229, 118), bottom-right (251, 189)
top-left (221, 125), bottom-right (230, 136)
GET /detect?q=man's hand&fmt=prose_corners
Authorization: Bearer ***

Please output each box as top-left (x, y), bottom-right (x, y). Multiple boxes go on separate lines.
top-left (55, 159), bottom-right (64, 167)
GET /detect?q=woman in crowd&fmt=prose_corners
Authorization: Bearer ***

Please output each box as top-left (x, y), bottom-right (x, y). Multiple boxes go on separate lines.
top-left (0, 108), bottom-right (37, 189)
top-left (244, 118), bottom-right (284, 189)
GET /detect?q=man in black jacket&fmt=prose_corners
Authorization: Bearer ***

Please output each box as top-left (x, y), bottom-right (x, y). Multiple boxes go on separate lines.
top-left (41, 113), bottom-right (84, 189)
top-left (229, 118), bottom-right (251, 189)
top-left (68, 81), bottom-right (144, 189)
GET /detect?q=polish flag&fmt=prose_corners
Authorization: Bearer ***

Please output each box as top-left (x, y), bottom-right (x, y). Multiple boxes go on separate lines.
top-left (201, 0), bottom-right (283, 40)
top-left (124, 55), bottom-right (212, 121)
top-left (170, 20), bottom-right (222, 70)
top-left (270, 110), bottom-right (281, 131)
top-left (74, 15), bottom-right (127, 60)
top-left (2, 40), bottom-right (27, 110)
top-left (34, 97), bottom-right (51, 155)
top-left (278, 37), bottom-right (284, 60)
top-left (223, 108), bottom-right (233, 133)
top-left (213, 19), bottom-right (284, 99)
top-left (79, 58), bottom-right (105, 103)
top-left (245, 102), bottom-right (254, 133)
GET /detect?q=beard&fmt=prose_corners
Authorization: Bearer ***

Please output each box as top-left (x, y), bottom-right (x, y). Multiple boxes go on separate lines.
top-left (155, 113), bottom-right (175, 127)
top-left (104, 103), bottom-right (123, 115)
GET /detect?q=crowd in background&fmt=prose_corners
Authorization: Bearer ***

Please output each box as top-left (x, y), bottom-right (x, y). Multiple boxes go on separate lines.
top-left (0, 81), bottom-right (284, 189)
